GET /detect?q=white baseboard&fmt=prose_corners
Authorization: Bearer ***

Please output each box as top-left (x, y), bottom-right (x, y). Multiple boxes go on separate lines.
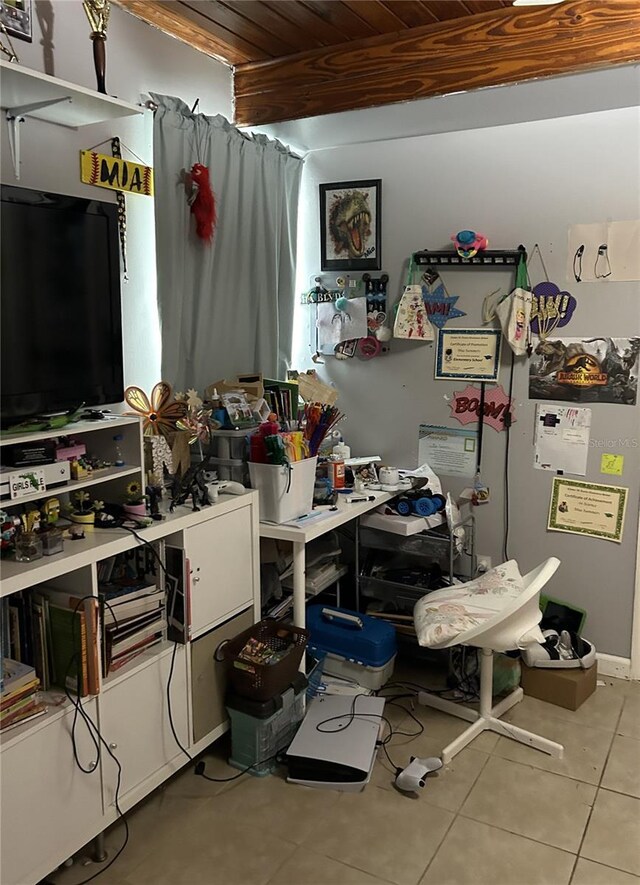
top-left (596, 653), bottom-right (632, 680)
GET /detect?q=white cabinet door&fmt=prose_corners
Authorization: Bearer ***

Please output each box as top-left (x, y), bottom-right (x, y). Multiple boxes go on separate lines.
top-left (99, 647), bottom-right (188, 808)
top-left (0, 702), bottom-right (103, 885)
top-left (186, 504), bottom-right (254, 636)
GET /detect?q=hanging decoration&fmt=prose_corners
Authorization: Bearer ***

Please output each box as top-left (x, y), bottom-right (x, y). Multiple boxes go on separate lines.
top-left (393, 285), bottom-right (434, 340)
top-left (124, 381), bottom-right (188, 437)
top-left (80, 149), bottom-right (154, 196)
top-left (420, 269), bottom-right (466, 330)
top-left (110, 137), bottom-right (127, 276)
top-left (186, 163), bottom-right (217, 243)
top-left (450, 384), bottom-right (516, 432)
top-left (530, 282), bottom-right (577, 337)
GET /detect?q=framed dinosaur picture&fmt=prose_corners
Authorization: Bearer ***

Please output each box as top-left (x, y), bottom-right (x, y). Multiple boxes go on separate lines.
top-left (319, 179), bottom-right (381, 271)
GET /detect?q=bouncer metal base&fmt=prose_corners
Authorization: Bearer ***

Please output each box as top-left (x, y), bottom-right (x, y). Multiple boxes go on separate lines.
top-left (418, 648), bottom-right (564, 765)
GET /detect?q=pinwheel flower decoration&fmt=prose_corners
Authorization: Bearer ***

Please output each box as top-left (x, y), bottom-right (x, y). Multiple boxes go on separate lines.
top-left (124, 382), bottom-right (187, 438)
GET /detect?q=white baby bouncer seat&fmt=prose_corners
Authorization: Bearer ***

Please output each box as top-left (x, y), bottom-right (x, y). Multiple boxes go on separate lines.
top-left (413, 557), bottom-right (564, 764)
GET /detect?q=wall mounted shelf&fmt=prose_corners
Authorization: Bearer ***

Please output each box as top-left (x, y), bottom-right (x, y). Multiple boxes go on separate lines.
top-left (413, 247), bottom-right (526, 267)
top-left (0, 60), bottom-right (143, 178)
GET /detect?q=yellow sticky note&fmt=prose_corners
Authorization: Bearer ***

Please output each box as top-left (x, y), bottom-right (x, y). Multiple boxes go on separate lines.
top-left (600, 454), bottom-right (624, 476)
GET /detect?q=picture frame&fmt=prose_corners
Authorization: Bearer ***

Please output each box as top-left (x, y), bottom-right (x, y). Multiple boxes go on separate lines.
top-left (435, 328), bottom-right (501, 382)
top-left (320, 179), bottom-right (381, 271)
top-left (0, 0), bottom-right (32, 42)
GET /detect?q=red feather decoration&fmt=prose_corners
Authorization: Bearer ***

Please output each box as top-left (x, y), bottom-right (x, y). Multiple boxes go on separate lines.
top-left (189, 163), bottom-right (217, 242)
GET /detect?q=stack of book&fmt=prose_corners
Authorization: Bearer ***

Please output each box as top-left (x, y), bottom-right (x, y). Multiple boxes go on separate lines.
top-left (33, 587), bottom-right (100, 697)
top-left (1, 658), bottom-right (45, 731)
top-left (101, 583), bottom-right (166, 676)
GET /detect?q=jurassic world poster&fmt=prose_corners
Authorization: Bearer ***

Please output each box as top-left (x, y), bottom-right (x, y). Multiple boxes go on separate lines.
top-left (320, 179), bottom-right (381, 271)
top-left (529, 338), bottom-right (639, 406)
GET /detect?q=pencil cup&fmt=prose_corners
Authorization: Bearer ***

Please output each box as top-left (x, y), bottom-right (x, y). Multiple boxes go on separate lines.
top-left (14, 531), bottom-right (43, 563)
top-left (249, 456), bottom-right (318, 524)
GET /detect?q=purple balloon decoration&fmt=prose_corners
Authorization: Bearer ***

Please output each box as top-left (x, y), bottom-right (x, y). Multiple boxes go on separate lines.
top-left (530, 281), bottom-right (577, 334)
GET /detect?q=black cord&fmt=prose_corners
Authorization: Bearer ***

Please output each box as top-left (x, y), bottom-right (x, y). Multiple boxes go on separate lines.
top-left (503, 350), bottom-right (515, 562)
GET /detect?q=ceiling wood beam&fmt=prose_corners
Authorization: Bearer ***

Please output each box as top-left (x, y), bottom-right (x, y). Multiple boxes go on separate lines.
top-left (233, 0), bottom-right (640, 126)
top-left (113, 0), bottom-right (243, 65)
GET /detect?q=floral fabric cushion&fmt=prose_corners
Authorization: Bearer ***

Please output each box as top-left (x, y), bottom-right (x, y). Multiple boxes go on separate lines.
top-left (414, 560), bottom-right (525, 649)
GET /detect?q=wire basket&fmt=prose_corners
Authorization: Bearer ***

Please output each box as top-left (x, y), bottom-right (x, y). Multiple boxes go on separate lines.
top-left (223, 619), bottom-right (309, 701)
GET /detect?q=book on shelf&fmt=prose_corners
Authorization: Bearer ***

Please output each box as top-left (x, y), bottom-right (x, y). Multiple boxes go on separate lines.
top-left (1, 703), bottom-right (48, 733)
top-left (32, 587), bottom-right (100, 696)
top-left (102, 589), bottom-right (165, 625)
top-left (48, 605), bottom-right (89, 697)
top-left (99, 582), bottom-right (160, 604)
top-left (109, 635), bottom-right (163, 672)
top-left (0, 677), bottom-right (40, 711)
top-left (102, 608), bottom-right (166, 676)
top-left (1, 657), bottom-right (37, 697)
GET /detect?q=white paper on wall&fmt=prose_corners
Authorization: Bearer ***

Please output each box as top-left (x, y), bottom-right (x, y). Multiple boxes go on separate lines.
top-left (533, 404), bottom-right (591, 475)
top-left (567, 220), bottom-right (640, 282)
top-left (316, 297), bottom-right (367, 350)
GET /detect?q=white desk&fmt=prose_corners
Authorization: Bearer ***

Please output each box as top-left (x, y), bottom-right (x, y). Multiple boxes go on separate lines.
top-left (259, 491), bottom-right (395, 628)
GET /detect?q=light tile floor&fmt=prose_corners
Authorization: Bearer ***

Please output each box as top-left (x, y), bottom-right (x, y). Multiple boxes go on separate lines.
top-left (48, 670), bottom-right (640, 885)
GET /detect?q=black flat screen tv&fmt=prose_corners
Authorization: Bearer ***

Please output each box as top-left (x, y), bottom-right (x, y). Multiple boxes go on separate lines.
top-left (1, 185), bottom-right (124, 426)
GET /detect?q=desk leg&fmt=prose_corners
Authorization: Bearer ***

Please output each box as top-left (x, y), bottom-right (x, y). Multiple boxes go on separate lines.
top-left (292, 540), bottom-right (306, 629)
top-left (355, 516), bottom-right (360, 612)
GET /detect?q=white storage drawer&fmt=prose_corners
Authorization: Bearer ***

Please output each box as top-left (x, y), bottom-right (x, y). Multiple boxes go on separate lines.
top-left (0, 702), bottom-right (103, 885)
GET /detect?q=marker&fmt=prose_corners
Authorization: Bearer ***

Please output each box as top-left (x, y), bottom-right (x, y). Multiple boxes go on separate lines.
top-left (347, 495), bottom-right (375, 503)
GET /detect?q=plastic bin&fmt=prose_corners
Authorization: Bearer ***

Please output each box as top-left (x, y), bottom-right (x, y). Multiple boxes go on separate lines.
top-left (226, 675), bottom-right (308, 775)
top-left (249, 456), bottom-right (317, 524)
top-left (222, 618), bottom-right (309, 701)
top-left (208, 428), bottom-right (256, 483)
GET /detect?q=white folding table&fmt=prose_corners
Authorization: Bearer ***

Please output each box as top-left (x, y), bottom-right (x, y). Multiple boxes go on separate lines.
top-left (259, 491), bottom-right (395, 628)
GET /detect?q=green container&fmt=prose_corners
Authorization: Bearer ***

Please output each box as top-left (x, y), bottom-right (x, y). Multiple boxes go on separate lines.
top-left (226, 675), bottom-right (307, 776)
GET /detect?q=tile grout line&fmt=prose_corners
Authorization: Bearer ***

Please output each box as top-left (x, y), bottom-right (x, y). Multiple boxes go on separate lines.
top-left (417, 749), bottom-right (492, 883)
top-left (567, 687), bottom-right (628, 884)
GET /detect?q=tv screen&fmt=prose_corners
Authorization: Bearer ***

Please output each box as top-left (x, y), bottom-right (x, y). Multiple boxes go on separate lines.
top-left (1, 185), bottom-right (124, 426)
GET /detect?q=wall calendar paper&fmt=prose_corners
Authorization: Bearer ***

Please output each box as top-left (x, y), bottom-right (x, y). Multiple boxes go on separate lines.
top-left (547, 477), bottom-right (627, 543)
top-left (534, 405), bottom-right (591, 475)
top-left (418, 425), bottom-right (478, 478)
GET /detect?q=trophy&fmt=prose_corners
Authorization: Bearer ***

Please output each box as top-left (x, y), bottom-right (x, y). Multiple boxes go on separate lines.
top-left (82, 0), bottom-right (110, 94)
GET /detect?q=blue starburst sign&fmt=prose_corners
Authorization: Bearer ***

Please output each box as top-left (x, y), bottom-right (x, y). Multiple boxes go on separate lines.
top-left (421, 282), bottom-right (466, 329)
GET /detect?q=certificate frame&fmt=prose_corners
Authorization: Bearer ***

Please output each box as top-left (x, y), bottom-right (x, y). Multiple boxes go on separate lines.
top-left (435, 328), bottom-right (501, 382)
top-left (547, 477), bottom-right (627, 543)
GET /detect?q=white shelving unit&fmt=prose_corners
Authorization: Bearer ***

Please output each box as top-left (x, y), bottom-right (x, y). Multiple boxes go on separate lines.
top-left (0, 417), bottom-right (261, 885)
top-left (0, 59), bottom-right (143, 177)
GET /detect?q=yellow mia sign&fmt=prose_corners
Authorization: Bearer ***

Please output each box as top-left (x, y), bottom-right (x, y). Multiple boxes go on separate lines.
top-left (80, 151), bottom-right (154, 196)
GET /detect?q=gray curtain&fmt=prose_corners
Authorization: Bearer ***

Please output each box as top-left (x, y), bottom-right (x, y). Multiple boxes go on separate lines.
top-left (152, 94), bottom-right (303, 392)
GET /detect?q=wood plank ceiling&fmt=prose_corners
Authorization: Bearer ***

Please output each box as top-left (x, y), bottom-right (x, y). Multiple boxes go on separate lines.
top-left (115, 0), bottom-right (640, 126)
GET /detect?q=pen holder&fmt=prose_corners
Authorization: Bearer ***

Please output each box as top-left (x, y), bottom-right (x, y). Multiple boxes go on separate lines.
top-left (14, 531), bottom-right (43, 563)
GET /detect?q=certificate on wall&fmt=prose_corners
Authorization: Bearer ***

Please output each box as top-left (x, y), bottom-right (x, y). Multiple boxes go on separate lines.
top-left (418, 425), bottom-right (478, 478)
top-left (547, 477), bottom-right (627, 543)
top-left (435, 329), bottom-right (501, 381)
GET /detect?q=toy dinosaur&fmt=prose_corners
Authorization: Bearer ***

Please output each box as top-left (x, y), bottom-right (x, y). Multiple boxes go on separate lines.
top-left (169, 459), bottom-right (213, 512)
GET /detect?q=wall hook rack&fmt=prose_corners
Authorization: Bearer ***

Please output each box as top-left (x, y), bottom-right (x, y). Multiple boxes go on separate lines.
top-left (413, 246), bottom-right (527, 268)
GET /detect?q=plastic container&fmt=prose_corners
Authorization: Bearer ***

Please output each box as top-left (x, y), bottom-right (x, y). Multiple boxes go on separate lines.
top-left (249, 456), bottom-right (317, 524)
top-left (332, 438), bottom-right (351, 459)
top-left (222, 618), bottom-right (309, 701)
top-left (226, 675), bottom-right (308, 776)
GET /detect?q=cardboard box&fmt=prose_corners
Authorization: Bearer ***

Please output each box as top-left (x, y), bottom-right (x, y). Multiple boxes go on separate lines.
top-left (520, 662), bottom-right (597, 711)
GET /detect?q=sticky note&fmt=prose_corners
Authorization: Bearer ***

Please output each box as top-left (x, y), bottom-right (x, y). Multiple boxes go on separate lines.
top-left (600, 454), bottom-right (624, 476)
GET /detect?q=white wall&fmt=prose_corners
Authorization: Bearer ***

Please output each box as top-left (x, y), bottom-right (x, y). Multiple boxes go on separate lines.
top-left (294, 106), bottom-right (640, 658)
top-left (0, 0), bottom-right (232, 392)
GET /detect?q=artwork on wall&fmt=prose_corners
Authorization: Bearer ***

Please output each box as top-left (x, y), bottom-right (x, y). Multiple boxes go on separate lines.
top-left (0, 0), bottom-right (31, 41)
top-left (320, 179), bottom-right (381, 271)
top-left (450, 384), bottom-right (515, 432)
top-left (529, 337), bottom-right (639, 405)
